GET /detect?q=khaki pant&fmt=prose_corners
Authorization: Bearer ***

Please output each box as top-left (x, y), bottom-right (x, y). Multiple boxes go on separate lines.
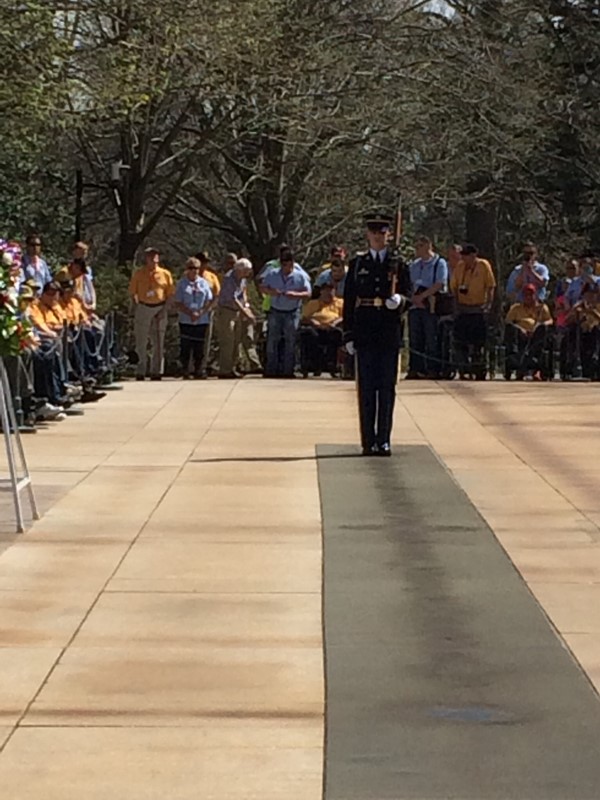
top-left (216, 307), bottom-right (241, 375)
top-left (134, 303), bottom-right (167, 377)
top-left (239, 315), bottom-right (262, 371)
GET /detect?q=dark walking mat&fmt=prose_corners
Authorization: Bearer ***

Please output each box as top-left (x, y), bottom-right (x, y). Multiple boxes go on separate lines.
top-left (318, 444), bottom-right (600, 800)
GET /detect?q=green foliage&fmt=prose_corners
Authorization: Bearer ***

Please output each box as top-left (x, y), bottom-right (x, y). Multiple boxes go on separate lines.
top-left (3, 0), bottom-right (600, 274)
top-left (0, 1), bottom-right (73, 247)
top-left (0, 254), bottom-right (31, 358)
top-left (93, 264), bottom-right (132, 317)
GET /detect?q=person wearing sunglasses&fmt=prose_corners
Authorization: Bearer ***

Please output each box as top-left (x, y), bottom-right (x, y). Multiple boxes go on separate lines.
top-left (21, 233), bottom-right (52, 295)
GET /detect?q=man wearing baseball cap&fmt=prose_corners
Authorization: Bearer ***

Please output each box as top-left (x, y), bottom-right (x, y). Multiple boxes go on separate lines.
top-left (505, 282), bottom-right (553, 379)
top-left (449, 244), bottom-right (496, 380)
top-left (129, 247), bottom-right (175, 381)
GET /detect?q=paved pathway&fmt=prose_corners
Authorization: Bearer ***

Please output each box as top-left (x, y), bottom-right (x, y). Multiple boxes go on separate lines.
top-left (0, 378), bottom-right (598, 797)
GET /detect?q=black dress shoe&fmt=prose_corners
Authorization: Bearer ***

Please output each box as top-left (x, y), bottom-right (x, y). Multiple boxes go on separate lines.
top-left (377, 443), bottom-right (392, 457)
top-left (362, 444), bottom-right (379, 456)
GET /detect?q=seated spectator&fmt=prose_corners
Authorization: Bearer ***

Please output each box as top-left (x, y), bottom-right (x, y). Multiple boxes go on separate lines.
top-left (505, 283), bottom-right (553, 379)
top-left (450, 244), bottom-right (496, 380)
top-left (30, 281), bottom-right (67, 335)
top-left (70, 258), bottom-right (96, 312)
top-left (567, 283), bottom-right (600, 379)
top-left (57, 280), bottom-right (106, 398)
top-left (554, 261), bottom-right (578, 379)
top-left (315, 257), bottom-right (347, 298)
top-left (22, 282), bottom-right (71, 415)
top-left (20, 233), bottom-right (52, 295)
top-left (300, 282), bottom-right (344, 376)
top-left (174, 258), bottom-right (213, 379)
top-left (565, 258), bottom-right (600, 309)
top-left (260, 249), bottom-right (311, 377)
top-left (506, 242), bottom-right (550, 303)
top-left (555, 259), bottom-right (579, 303)
top-left (59, 280), bottom-right (87, 326)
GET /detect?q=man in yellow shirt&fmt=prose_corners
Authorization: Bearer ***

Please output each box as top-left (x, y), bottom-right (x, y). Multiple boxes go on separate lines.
top-left (129, 247), bottom-right (175, 381)
top-left (300, 283), bottom-right (344, 376)
top-left (30, 282), bottom-right (67, 336)
top-left (504, 283), bottom-right (553, 379)
top-left (450, 244), bottom-right (496, 380)
top-left (59, 281), bottom-right (87, 326)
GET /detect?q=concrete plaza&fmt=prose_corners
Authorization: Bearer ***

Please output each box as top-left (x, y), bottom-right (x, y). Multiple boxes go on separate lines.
top-left (0, 377), bottom-right (599, 798)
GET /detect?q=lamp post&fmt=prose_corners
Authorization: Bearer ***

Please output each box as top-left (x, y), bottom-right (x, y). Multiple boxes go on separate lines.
top-left (75, 168), bottom-right (84, 241)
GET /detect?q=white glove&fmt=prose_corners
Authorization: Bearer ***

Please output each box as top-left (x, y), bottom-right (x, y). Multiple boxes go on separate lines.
top-left (386, 293), bottom-right (402, 310)
top-left (345, 341), bottom-right (356, 356)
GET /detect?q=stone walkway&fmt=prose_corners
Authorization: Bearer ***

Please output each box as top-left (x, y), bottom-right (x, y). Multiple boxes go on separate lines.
top-left (0, 377), bottom-right (598, 797)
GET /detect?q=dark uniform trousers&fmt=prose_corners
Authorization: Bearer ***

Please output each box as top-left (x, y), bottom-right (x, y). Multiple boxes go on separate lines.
top-left (356, 345), bottom-right (399, 449)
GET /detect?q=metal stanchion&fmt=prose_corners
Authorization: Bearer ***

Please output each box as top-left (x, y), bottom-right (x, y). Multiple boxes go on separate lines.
top-left (0, 358), bottom-right (39, 533)
top-left (571, 319), bottom-right (589, 382)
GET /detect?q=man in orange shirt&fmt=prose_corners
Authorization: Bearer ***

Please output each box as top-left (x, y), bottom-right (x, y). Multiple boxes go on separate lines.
top-left (30, 281), bottom-right (67, 336)
top-left (28, 281), bottom-right (74, 410)
top-left (129, 247), bottom-right (175, 381)
top-left (58, 279), bottom-right (103, 385)
top-left (59, 281), bottom-right (87, 326)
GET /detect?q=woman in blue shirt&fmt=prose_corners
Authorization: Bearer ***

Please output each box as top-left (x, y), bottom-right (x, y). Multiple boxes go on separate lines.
top-left (174, 258), bottom-right (214, 378)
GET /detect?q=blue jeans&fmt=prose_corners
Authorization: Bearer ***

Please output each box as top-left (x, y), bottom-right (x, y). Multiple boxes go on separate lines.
top-left (266, 309), bottom-right (299, 376)
top-left (408, 307), bottom-right (439, 375)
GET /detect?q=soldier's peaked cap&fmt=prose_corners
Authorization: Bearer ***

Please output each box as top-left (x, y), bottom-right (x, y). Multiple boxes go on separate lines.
top-left (364, 210), bottom-right (393, 228)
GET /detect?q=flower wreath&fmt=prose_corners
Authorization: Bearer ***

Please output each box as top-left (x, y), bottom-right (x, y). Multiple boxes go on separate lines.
top-left (0, 239), bottom-right (33, 358)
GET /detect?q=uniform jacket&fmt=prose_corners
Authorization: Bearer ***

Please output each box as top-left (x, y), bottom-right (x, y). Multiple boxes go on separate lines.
top-left (343, 250), bottom-right (409, 349)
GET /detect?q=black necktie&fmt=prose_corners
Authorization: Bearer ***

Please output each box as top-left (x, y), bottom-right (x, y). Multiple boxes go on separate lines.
top-left (375, 252), bottom-right (381, 266)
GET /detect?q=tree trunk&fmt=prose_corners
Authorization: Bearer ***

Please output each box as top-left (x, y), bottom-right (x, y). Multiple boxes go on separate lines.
top-left (117, 230), bottom-right (142, 266)
top-left (465, 173), bottom-right (498, 266)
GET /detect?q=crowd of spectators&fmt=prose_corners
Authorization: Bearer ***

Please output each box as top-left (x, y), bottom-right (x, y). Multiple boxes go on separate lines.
top-left (129, 237), bottom-right (600, 385)
top-left (404, 238), bottom-right (600, 381)
top-left (1, 235), bottom-right (114, 433)
top-left (4, 230), bottom-right (599, 439)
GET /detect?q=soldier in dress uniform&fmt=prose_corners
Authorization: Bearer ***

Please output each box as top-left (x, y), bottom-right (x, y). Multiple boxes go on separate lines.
top-left (343, 212), bottom-right (409, 457)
